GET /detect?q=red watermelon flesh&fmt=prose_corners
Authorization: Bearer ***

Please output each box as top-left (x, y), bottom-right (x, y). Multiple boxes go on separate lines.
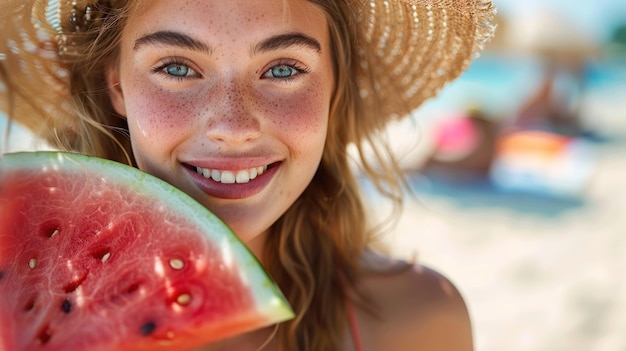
top-left (0, 151), bottom-right (293, 351)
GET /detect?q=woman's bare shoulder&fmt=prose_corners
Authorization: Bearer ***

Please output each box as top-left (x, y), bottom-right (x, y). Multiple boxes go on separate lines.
top-left (356, 253), bottom-right (473, 350)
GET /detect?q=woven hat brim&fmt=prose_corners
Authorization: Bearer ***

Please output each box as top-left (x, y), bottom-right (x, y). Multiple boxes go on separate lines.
top-left (355, 0), bottom-right (496, 121)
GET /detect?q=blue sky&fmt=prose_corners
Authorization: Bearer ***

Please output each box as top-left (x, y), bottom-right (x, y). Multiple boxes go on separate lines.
top-left (494, 0), bottom-right (626, 42)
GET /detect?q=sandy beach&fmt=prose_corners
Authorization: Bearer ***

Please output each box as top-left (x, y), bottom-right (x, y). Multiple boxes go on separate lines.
top-left (372, 138), bottom-right (626, 351)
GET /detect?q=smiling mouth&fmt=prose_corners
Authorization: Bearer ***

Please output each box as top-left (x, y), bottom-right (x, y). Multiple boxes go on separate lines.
top-left (194, 165), bottom-right (270, 184)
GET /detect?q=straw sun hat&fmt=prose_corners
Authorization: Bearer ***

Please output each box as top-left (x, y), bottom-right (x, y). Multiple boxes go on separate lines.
top-left (1, 0), bottom-right (496, 146)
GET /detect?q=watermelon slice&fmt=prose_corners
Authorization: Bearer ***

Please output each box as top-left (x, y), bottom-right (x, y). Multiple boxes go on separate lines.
top-left (0, 151), bottom-right (293, 351)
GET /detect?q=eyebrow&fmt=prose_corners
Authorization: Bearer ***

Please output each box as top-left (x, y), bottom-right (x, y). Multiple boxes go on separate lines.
top-left (134, 31), bottom-right (212, 54)
top-left (253, 32), bottom-right (321, 55)
top-left (133, 31), bottom-right (321, 56)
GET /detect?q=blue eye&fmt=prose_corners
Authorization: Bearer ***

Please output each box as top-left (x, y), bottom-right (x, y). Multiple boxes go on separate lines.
top-left (270, 65), bottom-right (296, 78)
top-left (153, 59), bottom-right (200, 79)
top-left (165, 64), bottom-right (192, 77)
top-left (262, 62), bottom-right (309, 80)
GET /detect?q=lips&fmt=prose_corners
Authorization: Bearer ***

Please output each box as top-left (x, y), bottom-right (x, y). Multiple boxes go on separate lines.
top-left (184, 162), bottom-right (279, 200)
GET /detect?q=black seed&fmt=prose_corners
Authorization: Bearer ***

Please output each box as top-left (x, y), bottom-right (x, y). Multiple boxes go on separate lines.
top-left (140, 321), bottom-right (156, 336)
top-left (61, 299), bottom-right (72, 313)
top-left (0, 271), bottom-right (4, 280)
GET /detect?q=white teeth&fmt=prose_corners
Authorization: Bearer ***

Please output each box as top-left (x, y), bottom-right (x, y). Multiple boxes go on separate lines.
top-left (195, 165), bottom-right (268, 184)
top-left (220, 171), bottom-right (235, 184)
top-left (236, 170), bottom-right (250, 183)
top-left (211, 169), bottom-right (221, 182)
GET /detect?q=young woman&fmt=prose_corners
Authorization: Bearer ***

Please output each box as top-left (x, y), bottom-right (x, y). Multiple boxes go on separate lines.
top-left (1, 0), bottom-right (496, 350)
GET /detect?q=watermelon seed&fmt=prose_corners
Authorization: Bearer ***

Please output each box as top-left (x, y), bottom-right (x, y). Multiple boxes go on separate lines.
top-left (61, 298), bottom-right (72, 313)
top-left (28, 258), bottom-right (37, 269)
top-left (40, 223), bottom-right (61, 238)
top-left (169, 258), bottom-right (184, 270)
top-left (176, 293), bottom-right (191, 306)
top-left (0, 271), bottom-right (4, 280)
top-left (101, 252), bottom-right (111, 263)
top-left (92, 248), bottom-right (112, 263)
top-left (140, 321), bottom-right (157, 336)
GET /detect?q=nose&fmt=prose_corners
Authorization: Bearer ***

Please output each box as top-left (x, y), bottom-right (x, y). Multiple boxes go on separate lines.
top-left (204, 81), bottom-right (261, 146)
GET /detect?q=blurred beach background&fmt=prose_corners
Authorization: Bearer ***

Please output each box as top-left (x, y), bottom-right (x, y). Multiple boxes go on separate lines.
top-left (364, 1), bottom-right (626, 351)
top-left (2, 1), bottom-right (626, 350)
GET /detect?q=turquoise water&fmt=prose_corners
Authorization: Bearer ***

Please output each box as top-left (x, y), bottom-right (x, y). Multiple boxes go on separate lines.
top-left (416, 53), bottom-right (626, 126)
top-left (461, 54), bottom-right (626, 94)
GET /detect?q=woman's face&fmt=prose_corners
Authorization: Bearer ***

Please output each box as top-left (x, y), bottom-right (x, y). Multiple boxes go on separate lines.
top-left (107, 0), bottom-right (333, 251)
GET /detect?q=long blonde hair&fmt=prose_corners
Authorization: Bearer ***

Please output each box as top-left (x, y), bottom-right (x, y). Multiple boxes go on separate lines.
top-left (2, 1), bottom-right (408, 349)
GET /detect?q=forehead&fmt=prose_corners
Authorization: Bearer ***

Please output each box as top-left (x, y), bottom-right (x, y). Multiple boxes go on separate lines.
top-left (124, 0), bottom-right (329, 43)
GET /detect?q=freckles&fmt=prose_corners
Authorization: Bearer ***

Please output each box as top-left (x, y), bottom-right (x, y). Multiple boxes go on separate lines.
top-left (260, 83), bottom-right (329, 138)
top-left (206, 90), bottom-right (259, 130)
top-left (130, 88), bottom-right (198, 143)
top-left (293, 85), bottom-right (328, 136)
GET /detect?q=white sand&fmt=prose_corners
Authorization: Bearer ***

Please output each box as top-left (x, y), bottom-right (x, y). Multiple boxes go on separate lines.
top-left (373, 140), bottom-right (626, 351)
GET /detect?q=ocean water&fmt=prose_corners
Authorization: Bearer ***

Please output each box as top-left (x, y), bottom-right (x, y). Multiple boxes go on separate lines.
top-left (422, 53), bottom-right (625, 108)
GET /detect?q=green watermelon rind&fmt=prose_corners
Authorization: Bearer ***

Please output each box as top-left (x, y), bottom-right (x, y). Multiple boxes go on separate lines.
top-left (0, 151), bottom-right (294, 325)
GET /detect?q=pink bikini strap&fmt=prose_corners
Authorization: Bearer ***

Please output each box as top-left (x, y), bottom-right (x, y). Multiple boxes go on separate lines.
top-left (345, 295), bottom-right (364, 351)
top-left (338, 263), bottom-right (364, 351)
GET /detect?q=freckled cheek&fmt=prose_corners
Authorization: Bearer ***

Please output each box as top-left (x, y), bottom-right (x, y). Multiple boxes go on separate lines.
top-left (125, 86), bottom-right (201, 144)
top-left (259, 86), bottom-right (330, 146)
